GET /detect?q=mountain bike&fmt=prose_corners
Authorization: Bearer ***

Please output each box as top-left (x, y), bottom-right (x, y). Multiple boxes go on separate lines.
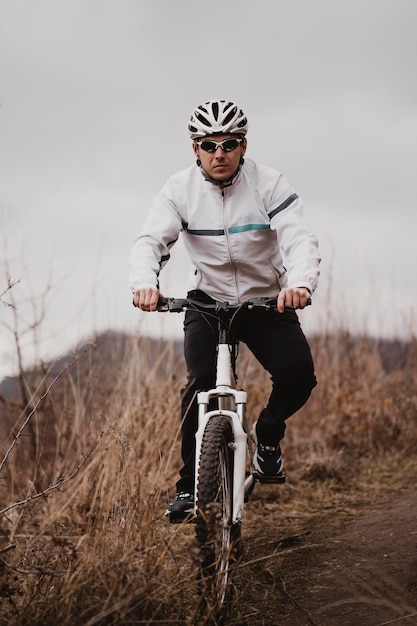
top-left (158, 296), bottom-right (301, 622)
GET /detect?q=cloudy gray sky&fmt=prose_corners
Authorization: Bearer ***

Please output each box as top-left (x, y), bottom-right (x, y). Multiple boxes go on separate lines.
top-left (1, 0), bottom-right (416, 378)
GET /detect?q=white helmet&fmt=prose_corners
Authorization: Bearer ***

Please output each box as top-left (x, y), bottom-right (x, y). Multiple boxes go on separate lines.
top-left (188, 100), bottom-right (248, 139)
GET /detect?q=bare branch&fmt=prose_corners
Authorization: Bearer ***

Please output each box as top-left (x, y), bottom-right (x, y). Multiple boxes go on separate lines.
top-left (0, 276), bottom-right (20, 308)
top-left (0, 346), bottom-right (92, 477)
top-left (0, 433), bottom-right (102, 517)
top-left (0, 543), bottom-right (16, 555)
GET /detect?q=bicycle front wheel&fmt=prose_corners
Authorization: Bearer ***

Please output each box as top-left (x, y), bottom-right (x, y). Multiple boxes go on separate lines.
top-left (195, 413), bottom-right (242, 617)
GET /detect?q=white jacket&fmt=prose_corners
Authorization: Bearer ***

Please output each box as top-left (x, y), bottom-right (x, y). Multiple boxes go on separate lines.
top-left (129, 158), bottom-right (320, 304)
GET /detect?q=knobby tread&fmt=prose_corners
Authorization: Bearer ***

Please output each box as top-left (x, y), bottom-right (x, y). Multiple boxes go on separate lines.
top-left (195, 414), bottom-right (234, 545)
top-left (195, 414), bottom-right (242, 621)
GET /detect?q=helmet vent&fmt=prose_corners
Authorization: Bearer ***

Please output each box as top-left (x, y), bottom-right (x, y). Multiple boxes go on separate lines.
top-left (223, 105), bottom-right (238, 126)
top-left (195, 111), bottom-right (211, 127)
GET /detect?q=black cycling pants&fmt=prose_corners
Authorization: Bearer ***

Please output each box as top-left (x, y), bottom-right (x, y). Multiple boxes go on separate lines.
top-left (176, 291), bottom-right (317, 493)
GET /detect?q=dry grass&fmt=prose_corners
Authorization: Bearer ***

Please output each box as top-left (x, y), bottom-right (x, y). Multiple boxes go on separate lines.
top-left (0, 327), bottom-right (416, 625)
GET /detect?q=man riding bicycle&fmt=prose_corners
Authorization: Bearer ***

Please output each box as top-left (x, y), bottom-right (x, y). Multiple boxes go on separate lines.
top-left (130, 100), bottom-right (321, 520)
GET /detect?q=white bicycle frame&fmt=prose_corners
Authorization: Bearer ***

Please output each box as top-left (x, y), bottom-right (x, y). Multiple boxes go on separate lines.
top-left (194, 343), bottom-right (255, 524)
top-left (154, 296), bottom-right (304, 527)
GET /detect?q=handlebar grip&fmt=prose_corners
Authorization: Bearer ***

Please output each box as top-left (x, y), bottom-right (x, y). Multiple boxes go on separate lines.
top-left (156, 297), bottom-right (187, 312)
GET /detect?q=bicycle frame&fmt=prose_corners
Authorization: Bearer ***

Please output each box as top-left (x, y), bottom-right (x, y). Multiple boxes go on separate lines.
top-left (155, 296), bottom-right (297, 523)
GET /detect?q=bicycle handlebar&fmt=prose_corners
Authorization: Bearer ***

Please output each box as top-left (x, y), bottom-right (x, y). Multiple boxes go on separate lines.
top-left (156, 296), bottom-right (311, 313)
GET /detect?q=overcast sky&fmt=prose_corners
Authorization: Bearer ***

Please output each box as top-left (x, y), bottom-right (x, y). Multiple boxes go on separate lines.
top-left (1, 0), bottom-right (416, 379)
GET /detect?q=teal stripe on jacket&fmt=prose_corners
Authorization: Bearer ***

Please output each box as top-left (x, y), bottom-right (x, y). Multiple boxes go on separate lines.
top-left (185, 223), bottom-right (270, 236)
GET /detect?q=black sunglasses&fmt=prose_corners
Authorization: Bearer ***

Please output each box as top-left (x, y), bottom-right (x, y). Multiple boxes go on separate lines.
top-left (195, 138), bottom-right (243, 153)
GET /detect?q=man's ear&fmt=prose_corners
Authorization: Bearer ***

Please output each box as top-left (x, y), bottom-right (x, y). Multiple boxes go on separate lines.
top-left (193, 142), bottom-right (201, 166)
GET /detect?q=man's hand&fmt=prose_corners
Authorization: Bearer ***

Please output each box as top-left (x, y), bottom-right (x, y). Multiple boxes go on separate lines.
top-left (276, 287), bottom-right (311, 313)
top-left (133, 287), bottom-right (161, 311)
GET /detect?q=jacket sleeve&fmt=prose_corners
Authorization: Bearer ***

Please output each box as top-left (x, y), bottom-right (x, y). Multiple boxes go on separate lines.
top-left (129, 183), bottom-right (183, 292)
top-left (267, 175), bottom-right (321, 293)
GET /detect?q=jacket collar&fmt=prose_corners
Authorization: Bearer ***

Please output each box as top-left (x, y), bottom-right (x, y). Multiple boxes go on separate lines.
top-left (199, 163), bottom-right (243, 189)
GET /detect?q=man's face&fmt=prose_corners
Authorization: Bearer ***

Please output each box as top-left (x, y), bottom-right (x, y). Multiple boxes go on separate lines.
top-left (193, 134), bottom-right (247, 181)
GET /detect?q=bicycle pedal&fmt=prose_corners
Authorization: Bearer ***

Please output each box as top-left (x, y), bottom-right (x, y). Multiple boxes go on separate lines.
top-left (165, 509), bottom-right (197, 524)
top-left (254, 472), bottom-right (286, 485)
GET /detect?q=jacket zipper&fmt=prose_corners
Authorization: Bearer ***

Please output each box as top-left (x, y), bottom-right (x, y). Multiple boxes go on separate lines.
top-left (221, 187), bottom-right (240, 302)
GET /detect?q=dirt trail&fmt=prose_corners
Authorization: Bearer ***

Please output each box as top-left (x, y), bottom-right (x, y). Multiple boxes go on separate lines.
top-left (248, 488), bottom-right (417, 626)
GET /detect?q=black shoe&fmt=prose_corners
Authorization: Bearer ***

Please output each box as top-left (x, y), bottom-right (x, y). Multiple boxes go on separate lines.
top-left (251, 421), bottom-right (284, 477)
top-left (166, 492), bottom-right (195, 524)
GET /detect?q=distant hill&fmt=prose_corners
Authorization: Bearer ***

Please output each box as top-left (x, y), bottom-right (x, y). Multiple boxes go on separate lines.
top-left (1, 329), bottom-right (411, 438)
top-left (0, 330), bottom-right (184, 440)
top-left (1, 330), bottom-right (411, 401)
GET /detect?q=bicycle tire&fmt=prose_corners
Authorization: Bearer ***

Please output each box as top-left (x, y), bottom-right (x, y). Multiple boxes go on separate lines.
top-left (195, 413), bottom-right (242, 618)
